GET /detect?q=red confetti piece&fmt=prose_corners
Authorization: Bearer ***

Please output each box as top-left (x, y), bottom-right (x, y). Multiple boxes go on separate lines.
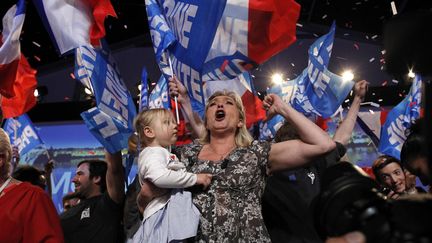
top-left (353, 43), bottom-right (359, 50)
top-left (382, 80), bottom-right (387, 86)
top-left (70, 73), bottom-right (76, 79)
top-left (34, 55), bottom-right (41, 62)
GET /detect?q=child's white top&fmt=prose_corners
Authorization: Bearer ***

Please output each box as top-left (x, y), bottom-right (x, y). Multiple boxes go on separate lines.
top-left (138, 146), bottom-right (197, 220)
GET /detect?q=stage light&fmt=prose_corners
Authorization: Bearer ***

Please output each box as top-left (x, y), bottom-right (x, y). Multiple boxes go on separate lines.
top-left (271, 73), bottom-right (283, 85)
top-left (341, 70), bottom-right (354, 82)
top-left (408, 69), bottom-right (415, 78)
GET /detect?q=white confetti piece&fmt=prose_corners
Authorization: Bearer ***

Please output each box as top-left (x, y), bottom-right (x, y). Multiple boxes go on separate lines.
top-left (392, 79), bottom-right (399, 83)
top-left (296, 23), bottom-right (303, 27)
top-left (322, 14), bottom-right (327, 19)
top-left (390, 1), bottom-right (398, 15)
top-left (369, 109), bottom-right (375, 114)
top-left (291, 63), bottom-right (295, 67)
top-left (32, 41), bottom-right (41, 47)
top-left (369, 58), bottom-right (375, 62)
top-left (371, 35), bottom-right (378, 39)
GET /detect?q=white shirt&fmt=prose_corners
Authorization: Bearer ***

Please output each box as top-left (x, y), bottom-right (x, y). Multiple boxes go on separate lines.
top-left (138, 146), bottom-right (197, 220)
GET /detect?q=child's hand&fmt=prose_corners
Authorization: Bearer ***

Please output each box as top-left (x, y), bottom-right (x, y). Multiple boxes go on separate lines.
top-left (196, 173), bottom-right (213, 189)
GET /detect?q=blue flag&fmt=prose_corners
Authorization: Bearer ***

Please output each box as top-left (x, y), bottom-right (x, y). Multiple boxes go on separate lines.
top-left (74, 44), bottom-right (137, 152)
top-left (379, 75), bottom-right (422, 159)
top-left (291, 22), bottom-right (354, 118)
top-left (139, 67), bottom-right (149, 111)
top-left (81, 107), bottom-right (132, 154)
top-left (148, 75), bottom-right (171, 109)
top-left (3, 114), bottom-right (43, 156)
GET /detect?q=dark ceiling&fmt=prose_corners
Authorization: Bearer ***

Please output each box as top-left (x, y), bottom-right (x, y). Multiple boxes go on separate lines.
top-left (1, 0), bottom-right (430, 70)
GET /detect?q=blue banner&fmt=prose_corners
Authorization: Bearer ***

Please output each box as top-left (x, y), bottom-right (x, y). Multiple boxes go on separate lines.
top-left (291, 22), bottom-right (354, 118)
top-left (3, 114), bottom-right (44, 156)
top-left (139, 67), bottom-right (149, 111)
top-left (74, 45), bottom-right (137, 130)
top-left (148, 75), bottom-right (171, 109)
top-left (379, 75), bottom-right (422, 159)
top-left (81, 107), bottom-right (133, 153)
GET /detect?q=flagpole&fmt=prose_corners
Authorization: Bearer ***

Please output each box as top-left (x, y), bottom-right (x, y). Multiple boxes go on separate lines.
top-left (168, 55), bottom-right (180, 124)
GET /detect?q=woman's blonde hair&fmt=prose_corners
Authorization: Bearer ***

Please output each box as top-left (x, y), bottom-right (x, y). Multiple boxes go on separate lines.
top-left (201, 90), bottom-right (253, 147)
top-left (133, 108), bottom-right (173, 147)
top-left (0, 129), bottom-right (12, 178)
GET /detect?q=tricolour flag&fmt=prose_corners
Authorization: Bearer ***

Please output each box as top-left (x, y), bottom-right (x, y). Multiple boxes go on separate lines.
top-left (0, 0), bottom-right (25, 98)
top-left (205, 72), bottom-right (265, 128)
top-left (32, 0), bottom-right (116, 55)
top-left (290, 22), bottom-right (354, 118)
top-left (1, 54), bottom-right (37, 118)
top-left (3, 114), bottom-right (43, 156)
top-left (378, 75), bottom-right (422, 159)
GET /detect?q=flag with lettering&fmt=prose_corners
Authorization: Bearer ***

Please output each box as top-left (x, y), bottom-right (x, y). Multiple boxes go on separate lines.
top-left (139, 67), bottom-right (149, 111)
top-left (32, 0), bottom-right (116, 55)
top-left (81, 107), bottom-right (131, 153)
top-left (3, 114), bottom-right (43, 156)
top-left (74, 44), bottom-right (136, 152)
top-left (379, 75), bottom-right (422, 159)
top-left (0, 0), bottom-right (25, 98)
top-left (260, 80), bottom-right (296, 139)
top-left (148, 75), bottom-right (171, 109)
top-left (291, 22), bottom-right (354, 118)
top-left (145, 0), bottom-right (300, 115)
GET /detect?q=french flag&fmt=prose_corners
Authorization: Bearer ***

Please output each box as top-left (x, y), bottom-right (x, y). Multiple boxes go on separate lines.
top-left (32, 0), bottom-right (116, 55)
top-left (0, 0), bottom-right (25, 99)
top-left (205, 72), bottom-right (265, 128)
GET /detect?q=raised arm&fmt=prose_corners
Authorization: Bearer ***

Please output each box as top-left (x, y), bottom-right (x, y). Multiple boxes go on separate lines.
top-left (333, 80), bottom-right (368, 145)
top-left (105, 151), bottom-right (125, 204)
top-left (264, 94), bottom-right (335, 173)
top-left (169, 76), bottom-right (206, 138)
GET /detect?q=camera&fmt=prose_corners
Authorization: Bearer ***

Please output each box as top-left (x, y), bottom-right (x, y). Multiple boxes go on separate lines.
top-left (314, 162), bottom-right (432, 243)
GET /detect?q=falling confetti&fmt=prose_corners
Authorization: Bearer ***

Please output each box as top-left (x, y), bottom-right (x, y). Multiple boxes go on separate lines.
top-left (370, 102), bottom-right (380, 108)
top-left (124, 25), bottom-right (128, 29)
top-left (296, 23), bottom-right (303, 27)
top-left (32, 41), bottom-right (41, 47)
top-left (378, 99), bottom-right (383, 102)
top-left (322, 14), bottom-right (327, 19)
top-left (353, 43), bottom-right (359, 50)
top-left (70, 73), bottom-right (76, 79)
top-left (336, 56), bottom-right (348, 60)
top-left (355, 1), bottom-right (362, 5)
top-left (369, 109), bottom-right (375, 114)
top-left (345, 99), bottom-right (350, 103)
top-left (366, 35), bottom-right (369, 39)
top-left (33, 56), bottom-right (41, 62)
top-left (369, 58), bottom-right (375, 62)
top-left (382, 80), bottom-right (387, 86)
top-left (291, 63), bottom-right (295, 67)
top-left (371, 35), bottom-right (378, 39)
top-left (381, 50), bottom-right (386, 55)
top-left (372, 92), bottom-right (376, 96)
top-left (344, 33), bottom-right (350, 36)
top-left (392, 79), bottom-right (399, 83)
top-left (390, 1), bottom-right (398, 15)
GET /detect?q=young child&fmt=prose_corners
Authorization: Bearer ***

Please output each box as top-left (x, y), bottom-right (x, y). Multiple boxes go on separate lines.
top-left (132, 108), bottom-right (212, 243)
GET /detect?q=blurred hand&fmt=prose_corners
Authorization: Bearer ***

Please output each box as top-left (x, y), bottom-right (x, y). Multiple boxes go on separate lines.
top-left (353, 80), bottom-right (368, 102)
top-left (387, 190), bottom-right (400, 200)
top-left (45, 159), bottom-right (55, 175)
top-left (196, 173), bottom-right (213, 190)
top-left (168, 76), bottom-right (189, 104)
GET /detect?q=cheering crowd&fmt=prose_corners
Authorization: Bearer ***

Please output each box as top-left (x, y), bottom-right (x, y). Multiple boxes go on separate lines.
top-left (0, 75), bottom-right (430, 243)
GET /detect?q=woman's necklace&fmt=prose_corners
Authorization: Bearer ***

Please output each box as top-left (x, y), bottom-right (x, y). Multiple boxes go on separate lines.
top-left (0, 177), bottom-right (12, 195)
top-left (207, 144), bottom-right (236, 160)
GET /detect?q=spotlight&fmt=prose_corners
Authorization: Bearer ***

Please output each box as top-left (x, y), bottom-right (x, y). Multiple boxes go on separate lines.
top-left (341, 70), bottom-right (354, 82)
top-left (407, 69), bottom-right (415, 78)
top-left (271, 73), bottom-right (283, 85)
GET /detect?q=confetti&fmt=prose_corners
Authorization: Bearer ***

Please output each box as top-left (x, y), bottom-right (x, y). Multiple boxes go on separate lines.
top-left (296, 23), bottom-right (303, 27)
top-left (369, 58), bottom-right (375, 62)
top-left (313, 33), bottom-right (319, 37)
top-left (355, 1), bottom-right (362, 5)
top-left (344, 33), bottom-right (350, 36)
top-left (32, 41), bottom-right (41, 47)
top-left (336, 56), bottom-right (348, 60)
top-left (350, 90), bottom-right (353, 96)
top-left (378, 99), bottom-right (383, 102)
top-left (251, 75), bottom-right (255, 78)
top-left (291, 63), bottom-right (295, 67)
top-left (380, 66), bottom-right (384, 70)
top-left (345, 99), bottom-right (350, 103)
top-left (353, 43), bottom-right (359, 50)
top-left (124, 25), bottom-right (128, 29)
top-left (70, 73), bottom-right (76, 79)
top-left (322, 14), bottom-right (327, 19)
top-left (390, 1), bottom-right (398, 15)
top-left (151, 82), bottom-right (156, 86)
top-left (33, 55), bottom-right (41, 62)
top-left (366, 35), bottom-right (369, 39)
top-left (392, 79), bottom-right (399, 83)
top-left (372, 92), bottom-right (376, 96)
top-left (381, 50), bottom-right (386, 55)
top-left (370, 102), bottom-right (380, 108)
top-left (369, 109), bottom-right (375, 114)
top-left (382, 81), bottom-right (387, 86)
top-left (371, 35), bottom-right (378, 39)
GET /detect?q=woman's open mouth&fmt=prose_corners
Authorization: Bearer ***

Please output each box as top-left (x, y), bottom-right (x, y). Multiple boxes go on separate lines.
top-left (215, 110), bottom-right (226, 121)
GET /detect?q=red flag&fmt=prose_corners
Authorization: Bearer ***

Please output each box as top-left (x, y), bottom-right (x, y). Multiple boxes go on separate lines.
top-left (87, 0), bottom-right (117, 46)
top-left (1, 54), bottom-right (37, 118)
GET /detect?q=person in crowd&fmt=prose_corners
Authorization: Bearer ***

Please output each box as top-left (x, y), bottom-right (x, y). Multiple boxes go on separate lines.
top-left (261, 80), bottom-right (368, 242)
top-left (138, 76), bottom-right (335, 242)
top-left (0, 128), bottom-right (64, 242)
top-left (401, 118), bottom-right (431, 189)
top-left (12, 165), bottom-right (47, 189)
top-left (60, 152), bottom-right (124, 243)
top-left (372, 155), bottom-right (419, 199)
top-left (132, 108), bottom-right (212, 242)
top-left (62, 192), bottom-right (80, 212)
